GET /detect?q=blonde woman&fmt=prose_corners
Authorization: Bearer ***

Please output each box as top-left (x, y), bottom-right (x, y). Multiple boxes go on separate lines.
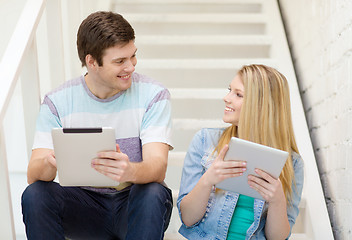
top-left (177, 64), bottom-right (304, 239)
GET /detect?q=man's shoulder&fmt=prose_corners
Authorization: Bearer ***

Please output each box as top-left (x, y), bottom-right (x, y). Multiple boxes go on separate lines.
top-left (45, 75), bottom-right (84, 98)
top-left (132, 72), bottom-right (167, 90)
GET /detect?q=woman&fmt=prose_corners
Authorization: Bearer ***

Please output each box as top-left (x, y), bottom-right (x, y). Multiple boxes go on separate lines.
top-left (177, 64), bottom-right (304, 239)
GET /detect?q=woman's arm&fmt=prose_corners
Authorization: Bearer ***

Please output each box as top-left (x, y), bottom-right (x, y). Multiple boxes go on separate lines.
top-left (248, 169), bottom-right (290, 239)
top-left (180, 145), bottom-right (247, 226)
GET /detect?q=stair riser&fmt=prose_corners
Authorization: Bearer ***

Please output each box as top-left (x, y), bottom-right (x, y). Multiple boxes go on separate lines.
top-left (135, 69), bottom-right (235, 89)
top-left (172, 99), bottom-right (224, 119)
top-left (137, 45), bottom-right (270, 59)
top-left (131, 22), bottom-right (265, 35)
top-left (116, 4), bottom-right (261, 14)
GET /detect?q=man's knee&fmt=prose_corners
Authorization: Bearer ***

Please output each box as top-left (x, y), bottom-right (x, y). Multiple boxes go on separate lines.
top-left (22, 181), bottom-right (59, 213)
top-left (131, 183), bottom-right (172, 202)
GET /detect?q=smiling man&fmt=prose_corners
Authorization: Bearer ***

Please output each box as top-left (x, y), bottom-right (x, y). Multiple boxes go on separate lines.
top-left (21, 11), bottom-right (173, 240)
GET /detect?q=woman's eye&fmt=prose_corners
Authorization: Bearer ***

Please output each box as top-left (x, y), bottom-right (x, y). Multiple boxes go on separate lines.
top-left (236, 93), bottom-right (243, 98)
top-left (227, 87), bottom-right (231, 92)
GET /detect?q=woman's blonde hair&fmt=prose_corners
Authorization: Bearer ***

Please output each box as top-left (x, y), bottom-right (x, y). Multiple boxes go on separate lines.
top-left (214, 64), bottom-right (299, 204)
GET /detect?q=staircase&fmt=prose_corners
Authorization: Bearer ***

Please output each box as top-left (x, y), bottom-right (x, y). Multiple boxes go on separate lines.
top-left (112, 0), bottom-right (332, 239)
top-left (0, 0), bottom-right (333, 239)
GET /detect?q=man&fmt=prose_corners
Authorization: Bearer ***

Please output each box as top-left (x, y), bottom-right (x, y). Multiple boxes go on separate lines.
top-left (21, 11), bottom-right (173, 240)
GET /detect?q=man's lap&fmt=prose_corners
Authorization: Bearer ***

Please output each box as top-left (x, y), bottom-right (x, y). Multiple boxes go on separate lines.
top-left (22, 181), bottom-right (172, 239)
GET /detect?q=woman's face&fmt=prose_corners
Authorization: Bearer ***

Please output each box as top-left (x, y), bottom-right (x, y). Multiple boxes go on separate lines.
top-left (223, 75), bottom-right (244, 126)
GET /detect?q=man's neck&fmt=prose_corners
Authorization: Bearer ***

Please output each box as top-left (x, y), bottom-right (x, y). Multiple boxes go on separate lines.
top-left (84, 73), bottom-right (119, 99)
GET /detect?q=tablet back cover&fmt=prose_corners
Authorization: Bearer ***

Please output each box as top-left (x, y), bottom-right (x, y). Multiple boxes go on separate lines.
top-left (215, 137), bottom-right (288, 200)
top-left (52, 127), bottom-right (118, 187)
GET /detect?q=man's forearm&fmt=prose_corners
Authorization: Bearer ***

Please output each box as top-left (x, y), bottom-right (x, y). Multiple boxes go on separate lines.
top-left (130, 160), bottom-right (167, 184)
top-left (27, 158), bottom-right (57, 184)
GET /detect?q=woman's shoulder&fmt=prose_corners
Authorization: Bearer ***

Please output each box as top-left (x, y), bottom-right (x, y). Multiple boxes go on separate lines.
top-left (195, 127), bottom-right (225, 141)
top-left (291, 151), bottom-right (304, 172)
top-left (188, 128), bottom-right (225, 153)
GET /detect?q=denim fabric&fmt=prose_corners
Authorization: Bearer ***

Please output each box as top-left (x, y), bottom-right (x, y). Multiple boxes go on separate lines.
top-left (22, 181), bottom-right (173, 240)
top-left (177, 128), bottom-right (304, 240)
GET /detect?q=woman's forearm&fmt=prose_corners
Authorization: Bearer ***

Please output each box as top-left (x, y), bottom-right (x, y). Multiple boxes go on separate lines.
top-left (180, 174), bottom-right (213, 226)
top-left (264, 201), bottom-right (290, 239)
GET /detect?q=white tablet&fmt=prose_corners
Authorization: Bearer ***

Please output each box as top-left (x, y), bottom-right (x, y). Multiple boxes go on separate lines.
top-left (215, 137), bottom-right (289, 200)
top-left (52, 127), bottom-right (119, 187)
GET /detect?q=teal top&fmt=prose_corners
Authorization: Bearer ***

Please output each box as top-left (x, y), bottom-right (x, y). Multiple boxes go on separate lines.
top-left (227, 195), bottom-right (255, 240)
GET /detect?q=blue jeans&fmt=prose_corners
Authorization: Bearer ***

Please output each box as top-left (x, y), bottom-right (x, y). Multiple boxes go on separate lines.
top-left (21, 181), bottom-right (173, 240)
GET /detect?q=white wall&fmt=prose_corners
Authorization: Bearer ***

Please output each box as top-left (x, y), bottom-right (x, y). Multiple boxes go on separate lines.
top-left (279, 0), bottom-right (352, 239)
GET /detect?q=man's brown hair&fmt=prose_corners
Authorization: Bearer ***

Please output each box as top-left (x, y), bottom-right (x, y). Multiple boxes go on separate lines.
top-left (77, 11), bottom-right (135, 67)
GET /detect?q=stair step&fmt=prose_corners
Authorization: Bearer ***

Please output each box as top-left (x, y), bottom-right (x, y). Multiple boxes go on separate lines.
top-left (290, 233), bottom-right (310, 240)
top-left (138, 45), bottom-right (269, 59)
top-left (169, 152), bottom-right (186, 167)
top-left (137, 35), bottom-right (272, 45)
top-left (132, 22), bottom-right (265, 35)
top-left (114, 0), bottom-right (263, 4)
top-left (137, 59), bottom-right (274, 69)
top-left (173, 118), bottom-right (228, 130)
top-left (169, 88), bottom-right (227, 99)
top-left (139, 69), bottom-right (234, 89)
top-left (115, 2), bottom-right (262, 14)
top-left (164, 233), bottom-right (186, 240)
top-left (124, 13), bottom-right (266, 23)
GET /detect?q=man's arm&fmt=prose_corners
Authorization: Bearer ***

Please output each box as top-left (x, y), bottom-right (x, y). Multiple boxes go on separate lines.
top-left (137, 142), bottom-right (169, 183)
top-left (92, 142), bottom-right (169, 184)
top-left (27, 148), bottom-right (57, 184)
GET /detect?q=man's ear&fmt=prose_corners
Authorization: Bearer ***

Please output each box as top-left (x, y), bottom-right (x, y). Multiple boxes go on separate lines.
top-left (85, 54), bottom-right (97, 70)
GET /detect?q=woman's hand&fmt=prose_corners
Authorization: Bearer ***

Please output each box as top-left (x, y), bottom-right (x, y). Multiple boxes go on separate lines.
top-left (249, 169), bottom-right (290, 239)
top-left (247, 169), bottom-right (286, 204)
top-left (203, 145), bottom-right (247, 187)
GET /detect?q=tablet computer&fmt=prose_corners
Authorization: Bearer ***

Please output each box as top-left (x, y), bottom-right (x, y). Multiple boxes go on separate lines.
top-left (52, 127), bottom-right (119, 187)
top-left (215, 137), bottom-right (288, 200)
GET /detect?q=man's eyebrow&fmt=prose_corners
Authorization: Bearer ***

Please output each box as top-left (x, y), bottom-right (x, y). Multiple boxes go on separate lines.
top-left (112, 49), bottom-right (138, 62)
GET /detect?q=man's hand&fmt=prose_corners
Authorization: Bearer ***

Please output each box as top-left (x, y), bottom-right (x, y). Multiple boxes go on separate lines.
top-left (46, 151), bottom-right (57, 169)
top-left (91, 144), bottom-right (136, 183)
top-left (27, 148), bottom-right (57, 184)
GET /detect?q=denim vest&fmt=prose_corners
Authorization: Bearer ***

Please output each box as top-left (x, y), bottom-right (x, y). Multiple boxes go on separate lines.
top-left (177, 128), bottom-right (304, 240)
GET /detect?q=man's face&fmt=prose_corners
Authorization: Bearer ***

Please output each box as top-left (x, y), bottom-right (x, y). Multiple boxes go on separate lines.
top-left (92, 41), bottom-right (137, 97)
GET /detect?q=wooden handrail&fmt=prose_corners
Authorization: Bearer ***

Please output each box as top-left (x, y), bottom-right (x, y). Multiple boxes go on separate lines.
top-left (0, 0), bottom-right (46, 121)
top-left (0, 0), bottom-right (46, 239)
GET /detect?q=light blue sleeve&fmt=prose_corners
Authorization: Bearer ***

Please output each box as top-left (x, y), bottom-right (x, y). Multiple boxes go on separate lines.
top-left (140, 88), bottom-right (172, 146)
top-left (286, 153), bottom-right (304, 238)
top-left (177, 129), bottom-right (206, 226)
top-left (32, 96), bottom-right (62, 149)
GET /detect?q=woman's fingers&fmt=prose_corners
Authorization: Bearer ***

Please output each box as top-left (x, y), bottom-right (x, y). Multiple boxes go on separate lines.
top-left (215, 144), bottom-right (229, 162)
top-left (248, 169), bottom-right (284, 202)
top-left (254, 168), bottom-right (274, 183)
top-left (222, 160), bottom-right (246, 169)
